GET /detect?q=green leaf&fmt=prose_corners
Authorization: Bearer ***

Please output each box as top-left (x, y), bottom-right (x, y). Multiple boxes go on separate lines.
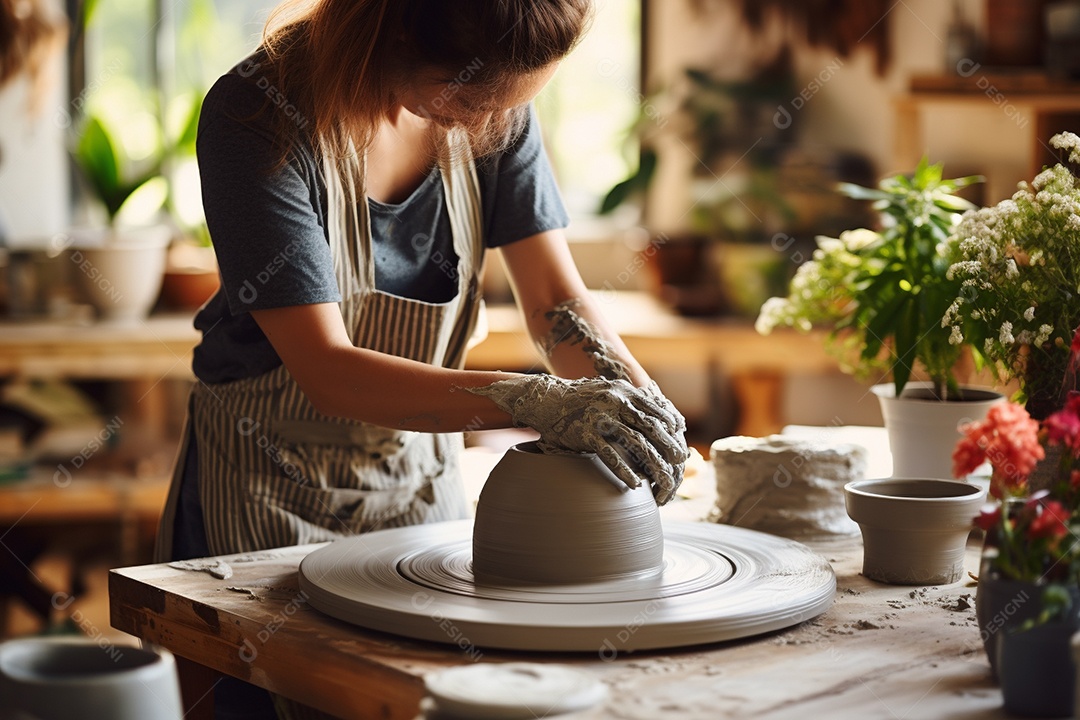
top-left (75, 116), bottom-right (121, 216)
top-left (933, 194), bottom-right (976, 212)
top-left (115, 176), bottom-right (168, 226)
top-left (83, 0), bottom-right (100, 27)
top-left (598, 149), bottom-right (656, 214)
top-left (892, 297), bottom-right (918, 394)
top-left (836, 182), bottom-right (889, 201)
top-left (167, 93), bottom-right (203, 154)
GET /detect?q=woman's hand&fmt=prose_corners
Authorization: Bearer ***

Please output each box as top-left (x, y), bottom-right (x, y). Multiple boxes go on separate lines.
top-left (469, 374), bottom-right (689, 504)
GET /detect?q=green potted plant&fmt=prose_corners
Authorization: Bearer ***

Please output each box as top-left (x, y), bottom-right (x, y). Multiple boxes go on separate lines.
top-left (757, 159), bottom-right (1003, 479)
top-left (66, 96), bottom-right (201, 321)
top-left (599, 58), bottom-right (800, 317)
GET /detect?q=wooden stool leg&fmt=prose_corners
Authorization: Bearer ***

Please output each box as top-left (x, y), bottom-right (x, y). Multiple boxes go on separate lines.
top-left (176, 655), bottom-right (217, 720)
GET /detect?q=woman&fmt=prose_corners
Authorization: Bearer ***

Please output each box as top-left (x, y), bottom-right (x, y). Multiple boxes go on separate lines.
top-left (157, 0), bottom-right (687, 716)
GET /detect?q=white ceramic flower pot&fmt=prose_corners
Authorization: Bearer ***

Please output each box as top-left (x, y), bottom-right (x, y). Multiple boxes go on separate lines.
top-left (0, 638), bottom-right (183, 720)
top-left (872, 382), bottom-right (1004, 479)
top-left (67, 225), bottom-right (171, 322)
top-left (844, 477), bottom-right (986, 585)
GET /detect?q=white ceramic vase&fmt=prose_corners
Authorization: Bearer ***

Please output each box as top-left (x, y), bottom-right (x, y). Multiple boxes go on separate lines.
top-left (67, 225), bottom-right (171, 322)
top-left (844, 477), bottom-right (986, 585)
top-left (872, 382), bottom-right (1004, 480)
top-left (0, 638), bottom-right (183, 720)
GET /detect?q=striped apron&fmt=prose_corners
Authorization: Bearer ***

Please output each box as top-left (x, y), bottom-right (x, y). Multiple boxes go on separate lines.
top-left (157, 132), bottom-right (484, 558)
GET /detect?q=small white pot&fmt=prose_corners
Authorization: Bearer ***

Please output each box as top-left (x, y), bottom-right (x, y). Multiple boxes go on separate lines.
top-left (872, 382), bottom-right (1004, 480)
top-left (845, 477), bottom-right (985, 585)
top-left (67, 225), bottom-right (170, 322)
top-left (0, 638), bottom-right (183, 720)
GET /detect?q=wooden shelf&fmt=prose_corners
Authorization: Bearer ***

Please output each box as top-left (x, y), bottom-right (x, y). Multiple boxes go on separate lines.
top-left (894, 73), bottom-right (1080, 189)
top-left (0, 294), bottom-right (840, 436)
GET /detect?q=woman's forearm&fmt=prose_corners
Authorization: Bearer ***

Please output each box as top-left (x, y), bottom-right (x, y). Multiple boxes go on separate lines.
top-left (524, 294), bottom-right (651, 386)
top-left (295, 345), bottom-right (520, 432)
top-left (498, 231), bottom-right (651, 387)
top-left (252, 303), bottom-right (518, 433)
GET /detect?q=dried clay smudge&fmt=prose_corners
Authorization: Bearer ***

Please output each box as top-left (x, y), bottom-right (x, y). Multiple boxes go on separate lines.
top-left (168, 558), bottom-right (233, 580)
top-left (543, 299), bottom-right (630, 382)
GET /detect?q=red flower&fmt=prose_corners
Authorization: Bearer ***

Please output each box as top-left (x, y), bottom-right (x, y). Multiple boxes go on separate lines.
top-left (1071, 325), bottom-right (1080, 356)
top-left (952, 434), bottom-right (986, 479)
top-left (973, 504), bottom-right (1002, 532)
top-left (954, 403), bottom-right (1043, 497)
top-left (1045, 393), bottom-right (1080, 455)
top-left (1027, 499), bottom-right (1071, 542)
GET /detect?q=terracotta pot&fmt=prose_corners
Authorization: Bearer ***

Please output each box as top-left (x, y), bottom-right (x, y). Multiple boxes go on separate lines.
top-left (872, 382), bottom-right (1004, 480)
top-left (0, 638), bottom-right (183, 720)
top-left (844, 478), bottom-right (985, 585)
top-left (160, 268), bottom-right (220, 310)
top-left (472, 442), bottom-right (663, 585)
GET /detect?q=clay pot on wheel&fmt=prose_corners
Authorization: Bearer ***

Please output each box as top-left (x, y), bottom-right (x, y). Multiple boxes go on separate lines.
top-left (844, 478), bottom-right (985, 585)
top-left (472, 441), bottom-right (664, 585)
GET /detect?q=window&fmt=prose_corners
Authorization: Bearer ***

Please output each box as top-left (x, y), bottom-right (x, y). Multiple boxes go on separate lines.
top-left (535, 0), bottom-right (643, 219)
top-left (75, 0), bottom-right (642, 225)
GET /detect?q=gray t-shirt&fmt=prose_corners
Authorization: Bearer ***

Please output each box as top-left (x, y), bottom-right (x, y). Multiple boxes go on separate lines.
top-left (192, 69), bottom-right (569, 383)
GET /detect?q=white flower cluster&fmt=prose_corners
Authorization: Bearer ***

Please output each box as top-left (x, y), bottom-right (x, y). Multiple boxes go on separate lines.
top-left (755, 230), bottom-right (879, 335)
top-left (1051, 130), bottom-right (1080, 166)
top-left (943, 133), bottom-right (1080, 368)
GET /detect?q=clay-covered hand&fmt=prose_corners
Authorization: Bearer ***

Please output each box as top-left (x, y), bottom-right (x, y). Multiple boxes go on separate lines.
top-left (469, 375), bottom-right (689, 504)
top-left (643, 380), bottom-right (688, 500)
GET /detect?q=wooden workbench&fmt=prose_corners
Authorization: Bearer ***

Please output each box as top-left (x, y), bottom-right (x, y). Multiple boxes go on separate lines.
top-left (110, 512), bottom-right (1006, 718)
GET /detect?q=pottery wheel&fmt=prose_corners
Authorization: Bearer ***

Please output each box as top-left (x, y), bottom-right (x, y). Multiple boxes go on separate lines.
top-left (299, 520), bottom-right (835, 652)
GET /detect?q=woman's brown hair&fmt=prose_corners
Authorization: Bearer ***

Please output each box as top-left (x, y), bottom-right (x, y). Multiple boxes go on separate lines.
top-left (261, 0), bottom-right (591, 169)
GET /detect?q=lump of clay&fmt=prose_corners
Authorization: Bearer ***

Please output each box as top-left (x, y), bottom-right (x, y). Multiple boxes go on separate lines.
top-left (710, 435), bottom-right (866, 539)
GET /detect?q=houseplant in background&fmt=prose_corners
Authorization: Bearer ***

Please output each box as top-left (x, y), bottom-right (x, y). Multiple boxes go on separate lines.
top-left (599, 50), bottom-right (875, 318)
top-left (943, 131), bottom-right (1080, 429)
top-left (67, 95), bottom-right (202, 321)
top-left (757, 159), bottom-right (1001, 479)
top-left (953, 387), bottom-right (1080, 717)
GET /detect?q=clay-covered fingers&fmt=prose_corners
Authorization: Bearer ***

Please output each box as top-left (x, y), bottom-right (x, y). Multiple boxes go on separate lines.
top-left (608, 385), bottom-right (687, 467)
top-left (590, 412), bottom-right (679, 504)
top-left (593, 440), bottom-right (645, 491)
top-left (644, 380), bottom-right (687, 434)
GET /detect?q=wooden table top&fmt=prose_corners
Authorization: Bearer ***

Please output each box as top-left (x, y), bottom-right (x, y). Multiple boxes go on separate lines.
top-left (109, 505), bottom-right (1007, 718)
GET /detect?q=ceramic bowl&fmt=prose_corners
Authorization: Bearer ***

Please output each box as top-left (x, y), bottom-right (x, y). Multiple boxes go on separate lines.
top-left (0, 638), bottom-right (183, 720)
top-left (472, 442), bottom-right (663, 585)
top-left (844, 478), bottom-right (985, 585)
